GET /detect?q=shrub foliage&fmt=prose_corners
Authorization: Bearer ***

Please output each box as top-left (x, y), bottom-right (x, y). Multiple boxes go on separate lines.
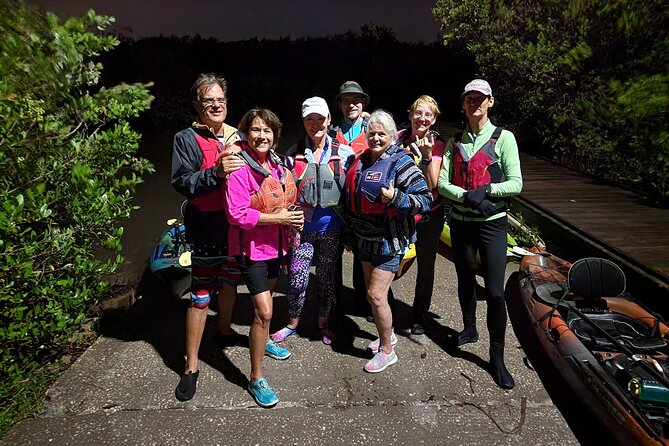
top-left (433, 0), bottom-right (669, 201)
top-left (0, 0), bottom-right (153, 428)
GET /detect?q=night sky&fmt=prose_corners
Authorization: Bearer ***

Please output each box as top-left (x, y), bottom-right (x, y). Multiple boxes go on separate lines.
top-left (27, 0), bottom-right (442, 43)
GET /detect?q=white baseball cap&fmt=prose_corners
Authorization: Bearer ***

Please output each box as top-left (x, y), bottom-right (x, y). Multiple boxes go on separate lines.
top-left (462, 79), bottom-right (492, 97)
top-left (301, 96), bottom-right (330, 118)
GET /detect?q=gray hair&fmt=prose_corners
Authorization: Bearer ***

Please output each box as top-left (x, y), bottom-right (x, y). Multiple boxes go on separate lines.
top-left (191, 73), bottom-right (228, 104)
top-left (367, 109), bottom-right (397, 137)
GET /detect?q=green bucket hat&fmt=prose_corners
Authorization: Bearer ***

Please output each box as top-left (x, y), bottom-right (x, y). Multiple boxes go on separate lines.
top-left (335, 81), bottom-right (370, 106)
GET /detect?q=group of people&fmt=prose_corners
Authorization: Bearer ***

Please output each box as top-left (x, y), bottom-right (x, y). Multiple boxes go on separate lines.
top-left (170, 74), bottom-right (523, 408)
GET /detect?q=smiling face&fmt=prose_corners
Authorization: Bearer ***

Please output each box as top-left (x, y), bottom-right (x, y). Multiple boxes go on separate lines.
top-left (462, 91), bottom-right (494, 122)
top-left (196, 83), bottom-right (227, 128)
top-left (303, 113), bottom-right (331, 142)
top-left (367, 121), bottom-right (392, 154)
top-left (246, 117), bottom-right (274, 155)
top-left (409, 103), bottom-right (436, 137)
top-left (339, 93), bottom-right (365, 124)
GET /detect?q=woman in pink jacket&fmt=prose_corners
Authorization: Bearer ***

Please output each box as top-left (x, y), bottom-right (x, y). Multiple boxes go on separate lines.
top-left (224, 108), bottom-right (304, 408)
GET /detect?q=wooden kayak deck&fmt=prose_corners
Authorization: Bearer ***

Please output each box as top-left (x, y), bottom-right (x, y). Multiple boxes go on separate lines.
top-left (513, 153), bottom-right (669, 302)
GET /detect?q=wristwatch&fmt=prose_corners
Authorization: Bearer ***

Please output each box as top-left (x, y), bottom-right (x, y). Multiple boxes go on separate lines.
top-left (421, 157), bottom-right (432, 166)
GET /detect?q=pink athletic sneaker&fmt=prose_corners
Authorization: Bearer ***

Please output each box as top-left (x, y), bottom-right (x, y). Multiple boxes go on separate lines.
top-left (364, 348), bottom-right (398, 373)
top-left (320, 328), bottom-right (336, 345)
top-left (271, 326), bottom-right (296, 343)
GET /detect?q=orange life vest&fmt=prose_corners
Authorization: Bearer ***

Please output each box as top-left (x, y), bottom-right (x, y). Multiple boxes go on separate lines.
top-left (237, 146), bottom-right (297, 214)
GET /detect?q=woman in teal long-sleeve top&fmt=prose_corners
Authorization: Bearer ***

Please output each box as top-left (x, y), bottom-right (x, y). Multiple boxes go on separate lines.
top-left (438, 79), bottom-right (522, 389)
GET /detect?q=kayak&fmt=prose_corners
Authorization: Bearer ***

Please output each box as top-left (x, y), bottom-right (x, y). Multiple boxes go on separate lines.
top-left (149, 219), bottom-right (192, 299)
top-left (506, 248), bottom-right (669, 445)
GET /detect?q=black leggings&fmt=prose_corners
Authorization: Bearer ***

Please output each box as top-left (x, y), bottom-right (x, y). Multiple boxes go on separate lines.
top-left (450, 215), bottom-right (508, 344)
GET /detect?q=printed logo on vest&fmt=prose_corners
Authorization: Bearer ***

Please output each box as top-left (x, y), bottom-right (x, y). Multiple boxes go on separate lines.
top-left (364, 171), bottom-right (382, 182)
top-left (323, 180), bottom-right (333, 189)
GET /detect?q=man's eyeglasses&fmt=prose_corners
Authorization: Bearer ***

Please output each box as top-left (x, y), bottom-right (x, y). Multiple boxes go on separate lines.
top-left (412, 111), bottom-right (434, 120)
top-left (201, 97), bottom-right (227, 106)
top-left (340, 96), bottom-right (364, 105)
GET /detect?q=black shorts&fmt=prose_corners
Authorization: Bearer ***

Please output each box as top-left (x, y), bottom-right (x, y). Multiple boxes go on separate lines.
top-left (184, 205), bottom-right (229, 251)
top-left (236, 256), bottom-right (280, 296)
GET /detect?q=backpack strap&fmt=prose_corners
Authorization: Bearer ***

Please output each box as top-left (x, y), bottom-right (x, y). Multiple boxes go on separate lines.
top-left (480, 127), bottom-right (504, 162)
top-left (237, 148), bottom-right (270, 177)
top-left (361, 115), bottom-right (369, 133)
top-left (330, 138), bottom-right (341, 184)
top-left (269, 150), bottom-right (291, 183)
top-left (327, 125), bottom-right (340, 139)
top-left (490, 126), bottom-right (503, 142)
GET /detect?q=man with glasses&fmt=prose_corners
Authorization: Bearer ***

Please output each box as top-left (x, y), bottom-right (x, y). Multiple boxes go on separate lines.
top-left (330, 81), bottom-right (371, 156)
top-left (170, 73), bottom-right (246, 401)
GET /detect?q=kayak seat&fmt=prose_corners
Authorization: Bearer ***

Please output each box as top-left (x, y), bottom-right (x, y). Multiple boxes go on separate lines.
top-left (566, 311), bottom-right (666, 352)
top-left (535, 258), bottom-right (626, 306)
top-left (568, 258), bottom-right (626, 299)
top-left (566, 258), bottom-right (663, 351)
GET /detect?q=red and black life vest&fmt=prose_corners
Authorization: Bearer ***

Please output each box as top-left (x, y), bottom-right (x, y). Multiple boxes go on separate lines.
top-left (291, 138), bottom-right (344, 209)
top-left (236, 145), bottom-right (297, 214)
top-left (452, 127), bottom-right (505, 190)
top-left (189, 129), bottom-right (226, 212)
top-left (344, 146), bottom-right (409, 217)
top-left (452, 127), bottom-right (507, 217)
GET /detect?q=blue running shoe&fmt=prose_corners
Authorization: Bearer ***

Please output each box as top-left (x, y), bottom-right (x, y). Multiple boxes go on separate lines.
top-left (248, 377), bottom-right (279, 408)
top-left (265, 340), bottom-right (291, 360)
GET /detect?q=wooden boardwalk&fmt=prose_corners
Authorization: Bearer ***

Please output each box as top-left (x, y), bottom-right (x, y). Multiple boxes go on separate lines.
top-left (514, 153), bottom-right (669, 295)
top-left (431, 121), bottom-right (668, 303)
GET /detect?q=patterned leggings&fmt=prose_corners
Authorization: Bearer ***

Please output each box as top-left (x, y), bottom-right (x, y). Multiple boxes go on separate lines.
top-left (286, 229), bottom-right (341, 318)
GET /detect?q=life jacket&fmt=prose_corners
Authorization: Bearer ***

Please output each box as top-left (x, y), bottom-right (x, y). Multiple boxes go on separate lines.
top-left (452, 127), bottom-right (507, 216)
top-left (344, 146), bottom-right (409, 217)
top-left (329, 118), bottom-right (368, 156)
top-left (452, 127), bottom-right (505, 190)
top-left (189, 128), bottom-right (226, 212)
top-left (291, 138), bottom-right (344, 209)
top-left (236, 146), bottom-right (297, 214)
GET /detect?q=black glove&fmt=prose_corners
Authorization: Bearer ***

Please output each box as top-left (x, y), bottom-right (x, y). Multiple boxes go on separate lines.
top-left (463, 184), bottom-right (491, 208)
top-left (478, 199), bottom-right (499, 217)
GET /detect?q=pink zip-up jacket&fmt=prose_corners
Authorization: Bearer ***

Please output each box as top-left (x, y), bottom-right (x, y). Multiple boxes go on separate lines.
top-left (224, 148), bottom-right (291, 261)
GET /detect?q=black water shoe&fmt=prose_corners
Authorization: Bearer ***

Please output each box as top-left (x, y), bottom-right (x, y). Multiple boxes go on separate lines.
top-left (456, 328), bottom-right (479, 346)
top-left (411, 323), bottom-right (426, 335)
top-left (490, 344), bottom-right (515, 389)
top-left (175, 370), bottom-right (199, 401)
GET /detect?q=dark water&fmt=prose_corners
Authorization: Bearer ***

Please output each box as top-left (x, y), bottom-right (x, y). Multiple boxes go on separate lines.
top-left (119, 128), bottom-right (185, 278)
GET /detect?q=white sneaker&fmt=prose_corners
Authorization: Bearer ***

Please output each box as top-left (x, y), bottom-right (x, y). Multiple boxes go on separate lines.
top-left (367, 332), bottom-right (398, 353)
